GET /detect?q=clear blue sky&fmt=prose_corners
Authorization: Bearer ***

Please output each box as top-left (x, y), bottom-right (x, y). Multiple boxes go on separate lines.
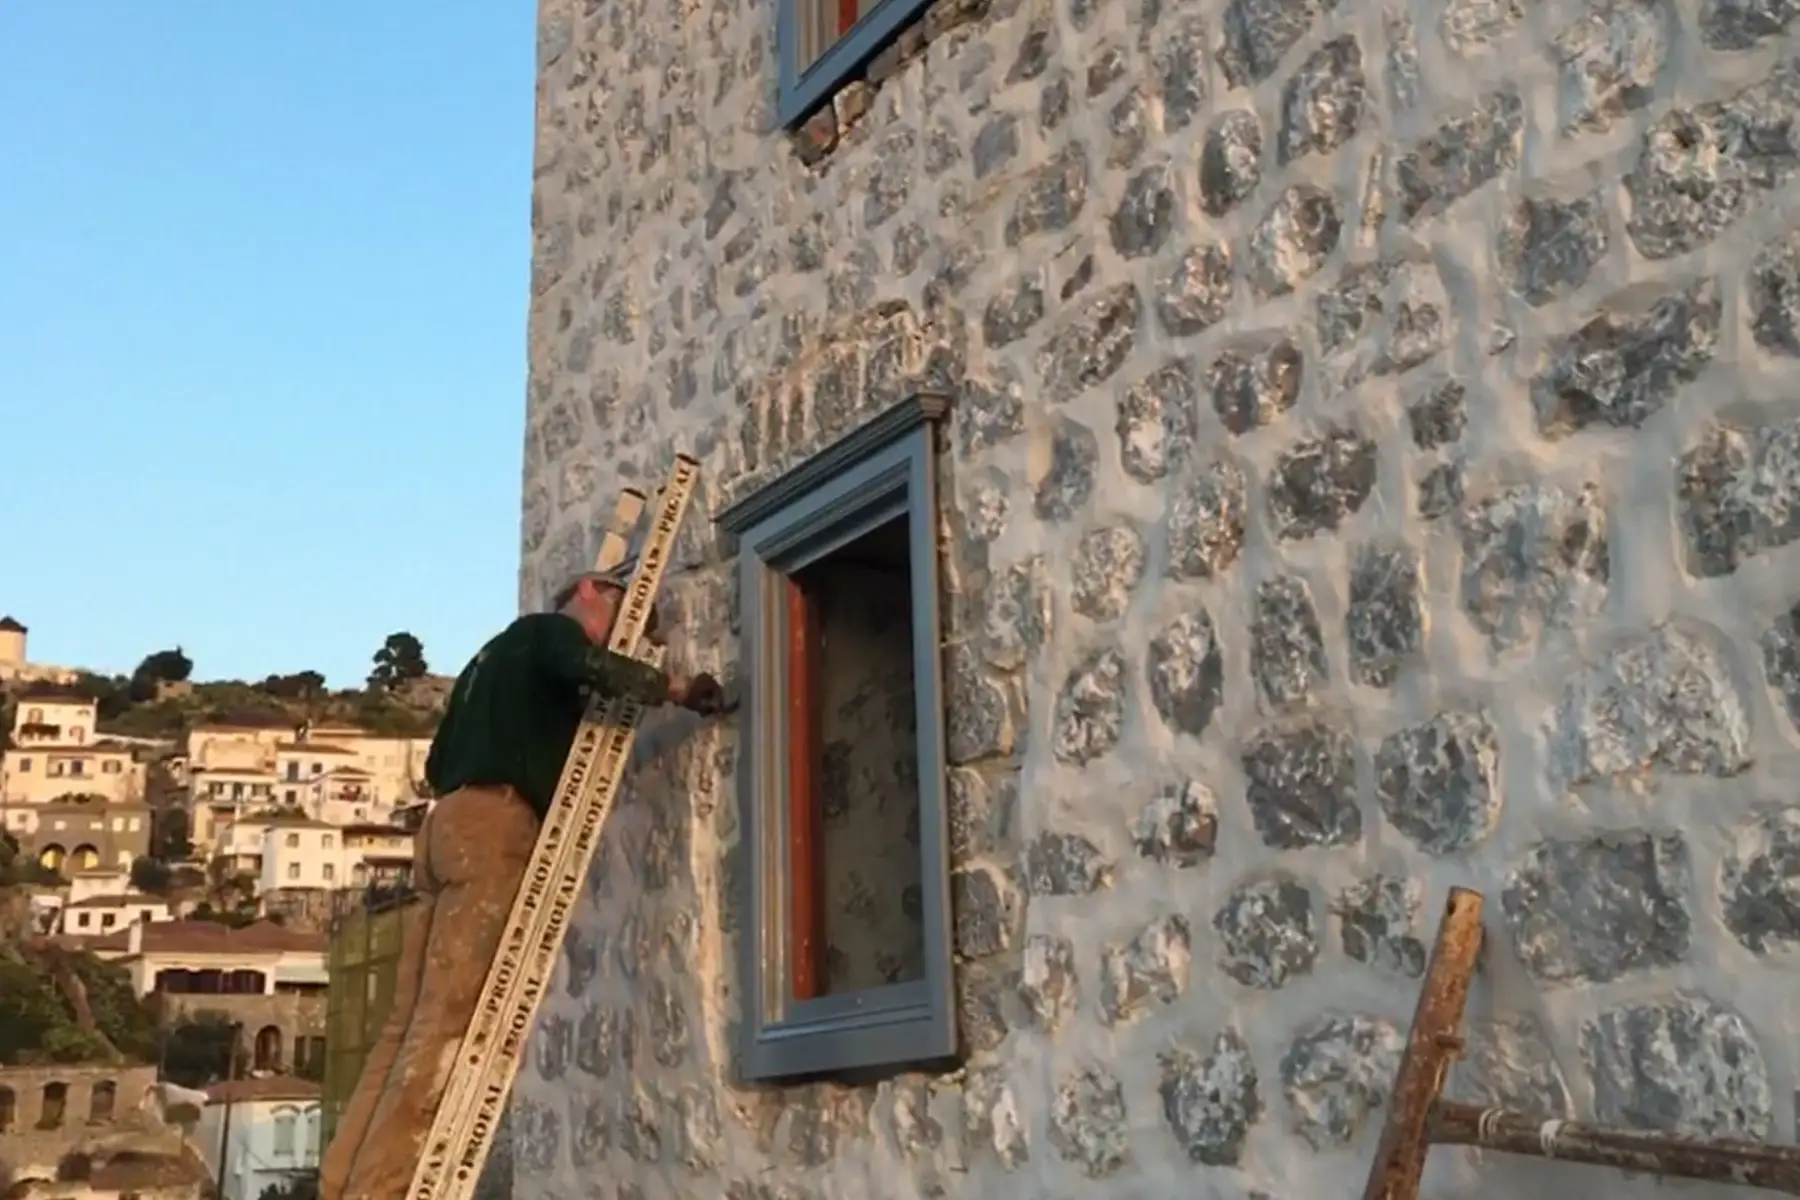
top-left (0, 2), bottom-right (539, 689)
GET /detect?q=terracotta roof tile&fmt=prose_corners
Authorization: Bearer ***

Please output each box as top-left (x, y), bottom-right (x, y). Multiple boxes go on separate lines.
top-left (205, 1075), bottom-right (323, 1104)
top-left (89, 918), bottom-right (325, 955)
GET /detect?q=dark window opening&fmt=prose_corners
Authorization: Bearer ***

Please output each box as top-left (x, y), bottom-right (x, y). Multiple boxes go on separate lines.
top-left (787, 516), bottom-right (924, 1001)
top-left (88, 1080), bottom-right (116, 1124)
top-left (38, 1082), bottom-right (67, 1130)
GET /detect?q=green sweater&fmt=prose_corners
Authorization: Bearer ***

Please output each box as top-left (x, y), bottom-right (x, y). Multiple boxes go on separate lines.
top-left (424, 613), bottom-right (671, 818)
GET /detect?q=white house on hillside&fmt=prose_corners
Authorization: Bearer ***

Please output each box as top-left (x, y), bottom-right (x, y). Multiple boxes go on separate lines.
top-left (197, 1076), bottom-right (323, 1200)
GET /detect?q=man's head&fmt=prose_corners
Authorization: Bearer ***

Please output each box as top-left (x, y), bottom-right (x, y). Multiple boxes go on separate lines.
top-left (551, 570), bottom-right (662, 645)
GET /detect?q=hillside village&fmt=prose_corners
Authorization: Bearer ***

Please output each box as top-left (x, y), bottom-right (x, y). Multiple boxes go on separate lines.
top-left (0, 615), bottom-right (448, 1199)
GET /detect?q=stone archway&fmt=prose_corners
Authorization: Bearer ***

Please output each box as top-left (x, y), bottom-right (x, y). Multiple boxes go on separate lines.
top-left (254, 1025), bottom-right (284, 1072)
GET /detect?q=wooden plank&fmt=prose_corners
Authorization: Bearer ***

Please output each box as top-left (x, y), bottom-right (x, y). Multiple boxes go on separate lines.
top-left (785, 576), bottom-right (825, 1002)
top-left (595, 488), bottom-right (647, 573)
top-left (1432, 1102), bottom-right (1800, 1196)
top-left (1360, 886), bottom-right (1485, 1200)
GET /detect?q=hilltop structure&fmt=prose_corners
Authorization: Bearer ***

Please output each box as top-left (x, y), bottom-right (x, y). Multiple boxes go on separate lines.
top-left (0, 618), bottom-right (79, 688)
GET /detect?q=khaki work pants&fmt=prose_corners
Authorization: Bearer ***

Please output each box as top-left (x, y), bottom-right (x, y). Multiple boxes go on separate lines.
top-left (320, 786), bottom-right (540, 1200)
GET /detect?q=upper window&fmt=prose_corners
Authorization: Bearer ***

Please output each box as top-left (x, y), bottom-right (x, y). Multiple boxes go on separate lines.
top-left (718, 394), bottom-right (955, 1082)
top-left (778, 0), bottom-right (929, 126)
top-left (273, 1109), bottom-right (297, 1156)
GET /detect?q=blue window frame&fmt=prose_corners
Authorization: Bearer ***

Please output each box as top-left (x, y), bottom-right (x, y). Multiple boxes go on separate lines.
top-left (717, 393), bottom-right (957, 1081)
top-left (777, 0), bottom-right (933, 127)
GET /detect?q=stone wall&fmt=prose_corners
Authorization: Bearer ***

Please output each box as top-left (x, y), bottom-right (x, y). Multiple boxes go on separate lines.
top-left (516, 0), bottom-right (1800, 1194)
top-left (156, 991), bottom-right (327, 1073)
top-left (0, 1065), bottom-right (159, 1179)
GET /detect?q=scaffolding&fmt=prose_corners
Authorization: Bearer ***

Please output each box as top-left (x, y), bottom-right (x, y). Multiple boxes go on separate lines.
top-left (321, 875), bottom-right (419, 1146)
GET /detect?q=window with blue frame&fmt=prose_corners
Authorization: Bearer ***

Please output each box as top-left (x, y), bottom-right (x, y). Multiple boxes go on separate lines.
top-left (717, 393), bottom-right (959, 1081)
top-left (778, 0), bottom-right (933, 127)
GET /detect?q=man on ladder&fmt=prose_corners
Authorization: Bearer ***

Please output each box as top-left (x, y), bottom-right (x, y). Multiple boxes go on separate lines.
top-left (320, 565), bottom-right (724, 1200)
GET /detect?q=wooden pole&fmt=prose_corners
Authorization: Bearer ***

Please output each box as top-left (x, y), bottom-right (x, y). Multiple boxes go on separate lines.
top-left (1359, 886), bottom-right (1485, 1200)
top-left (1432, 1102), bottom-right (1800, 1196)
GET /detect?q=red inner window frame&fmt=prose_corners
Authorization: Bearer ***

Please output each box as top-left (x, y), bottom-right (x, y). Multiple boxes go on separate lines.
top-left (785, 576), bottom-right (827, 1002)
top-left (837, 0), bottom-right (860, 38)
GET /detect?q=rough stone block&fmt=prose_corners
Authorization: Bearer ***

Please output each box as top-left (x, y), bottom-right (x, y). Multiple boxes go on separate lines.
top-left (1053, 646), bottom-right (1127, 764)
top-left (1165, 458), bottom-right (1248, 578)
top-left (1071, 524), bottom-right (1147, 621)
top-left (1346, 542), bottom-right (1423, 687)
top-left (1049, 1066), bottom-right (1131, 1177)
top-left (1582, 996), bottom-right (1774, 1138)
top-left (1721, 807), bottom-right (1800, 953)
top-left (1214, 876), bottom-right (1319, 988)
top-left (1242, 721), bottom-right (1362, 848)
top-left (1624, 60), bottom-right (1800, 260)
top-left (1251, 574), bottom-right (1329, 711)
top-left (1681, 415), bottom-right (1800, 578)
top-left (1333, 875), bottom-right (1426, 977)
top-left (1458, 481), bottom-right (1609, 650)
top-left (1115, 360), bottom-right (1199, 484)
top-left (1375, 710), bottom-right (1501, 854)
top-left (1279, 1015), bottom-right (1404, 1149)
top-left (1158, 1029), bottom-right (1261, 1165)
top-left (1502, 830), bottom-right (1693, 985)
top-left (1266, 427), bottom-right (1378, 540)
top-left (1147, 610), bottom-right (1225, 739)
top-left (1099, 913), bottom-right (1192, 1024)
top-left (1545, 623), bottom-right (1753, 790)
top-left (1531, 278), bottom-right (1721, 439)
top-left (1133, 779), bottom-right (1221, 866)
top-left (1206, 336), bottom-right (1303, 436)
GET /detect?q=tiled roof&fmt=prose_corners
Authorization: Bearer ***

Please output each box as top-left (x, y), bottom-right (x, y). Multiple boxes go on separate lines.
top-left (65, 892), bottom-right (165, 909)
top-left (90, 918), bottom-right (325, 955)
top-left (204, 1074), bottom-right (323, 1104)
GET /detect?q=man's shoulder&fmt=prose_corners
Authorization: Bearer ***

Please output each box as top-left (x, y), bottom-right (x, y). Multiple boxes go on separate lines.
top-left (503, 612), bottom-right (580, 641)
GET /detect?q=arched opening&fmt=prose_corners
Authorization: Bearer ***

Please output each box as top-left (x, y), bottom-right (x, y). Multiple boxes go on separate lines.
top-left (254, 1025), bottom-right (284, 1072)
top-left (272, 1107), bottom-right (298, 1157)
top-left (88, 1079), bottom-right (116, 1123)
top-left (71, 844), bottom-right (100, 871)
top-left (292, 1034), bottom-right (327, 1079)
top-left (39, 844), bottom-right (66, 871)
top-left (38, 1081), bottom-right (67, 1129)
top-left (0, 1086), bottom-right (15, 1133)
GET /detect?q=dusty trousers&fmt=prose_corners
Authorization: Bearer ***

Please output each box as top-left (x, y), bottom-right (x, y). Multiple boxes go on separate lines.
top-left (320, 786), bottom-right (540, 1200)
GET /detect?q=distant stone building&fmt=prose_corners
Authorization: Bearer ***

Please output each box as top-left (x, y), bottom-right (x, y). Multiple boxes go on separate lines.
top-left (84, 920), bottom-right (330, 1078)
top-left (511, 0), bottom-right (1800, 1196)
top-left (0, 618), bottom-right (78, 687)
top-left (0, 1065), bottom-right (158, 1178)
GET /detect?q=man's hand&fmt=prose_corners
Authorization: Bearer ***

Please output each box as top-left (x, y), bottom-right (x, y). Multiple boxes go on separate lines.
top-left (668, 672), bottom-right (727, 715)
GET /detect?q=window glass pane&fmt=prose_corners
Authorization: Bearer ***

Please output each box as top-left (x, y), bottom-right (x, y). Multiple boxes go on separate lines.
top-left (797, 0), bottom-right (826, 73)
top-left (792, 514), bottom-right (924, 998)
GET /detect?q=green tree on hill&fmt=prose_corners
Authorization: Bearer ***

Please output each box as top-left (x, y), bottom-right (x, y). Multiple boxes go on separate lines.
top-left (128, 647), bottom-right (193, 703)
top-left (367, 632), bottom-right (428, 692)
top-left (158, 1013), bottom-right (238, 1088)
top-left (259, 670), bottom-right (326, 700)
